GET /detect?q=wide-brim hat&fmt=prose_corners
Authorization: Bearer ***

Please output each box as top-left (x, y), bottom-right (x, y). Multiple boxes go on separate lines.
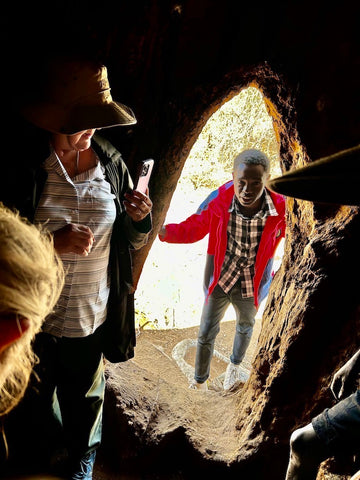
top-left (21, 59), bottom-right (137, 135)
top-left (267, 144), bottom-right (360, 206)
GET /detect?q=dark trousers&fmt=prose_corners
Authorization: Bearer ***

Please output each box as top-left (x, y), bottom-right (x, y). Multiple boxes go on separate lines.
top-left (2, 328), bottom-right (105, 476)
top-left (33, 329), bottom-right (105, 461)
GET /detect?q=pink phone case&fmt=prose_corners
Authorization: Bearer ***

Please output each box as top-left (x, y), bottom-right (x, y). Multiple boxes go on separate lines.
top-left (136, 159), bottom-right (154, 193)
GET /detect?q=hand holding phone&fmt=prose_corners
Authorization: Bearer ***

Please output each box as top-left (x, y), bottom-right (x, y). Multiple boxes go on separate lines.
top-left (135, 159), bottom-right (154, 194)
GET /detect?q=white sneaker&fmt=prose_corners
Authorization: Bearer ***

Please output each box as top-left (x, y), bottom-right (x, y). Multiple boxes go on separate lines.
top-left (223, 363), bottom-right (240, 390)
top-left (189, 380), bottom-right (208, 391)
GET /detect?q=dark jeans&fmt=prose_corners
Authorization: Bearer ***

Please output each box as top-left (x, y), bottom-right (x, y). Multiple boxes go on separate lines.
top-left (194, 283), bottom-right (257, 383)
top-left (33, 329), bottom-right (105, 461)
top-left (312, 390), bottom-right (360, 455)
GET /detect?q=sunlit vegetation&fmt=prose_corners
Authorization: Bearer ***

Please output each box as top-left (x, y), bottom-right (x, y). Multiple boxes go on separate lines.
top-left (135, 87), bottom-right (282, 331)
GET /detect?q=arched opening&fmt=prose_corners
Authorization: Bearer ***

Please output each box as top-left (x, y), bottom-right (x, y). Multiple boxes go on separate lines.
top-left (134, 86), bottom-right (284, 388)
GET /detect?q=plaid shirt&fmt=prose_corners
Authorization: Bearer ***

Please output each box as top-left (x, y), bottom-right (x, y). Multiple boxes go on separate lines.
top-left (218, 189), bottom-right (278, 297)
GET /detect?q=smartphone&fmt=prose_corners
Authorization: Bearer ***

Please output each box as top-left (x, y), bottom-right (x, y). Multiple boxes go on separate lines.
top-left (135, 159), bottom-right (154, 193)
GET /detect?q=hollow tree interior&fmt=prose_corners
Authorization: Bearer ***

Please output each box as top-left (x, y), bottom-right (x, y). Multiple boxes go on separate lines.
top-left (1, 1), bottom-right (359, 479)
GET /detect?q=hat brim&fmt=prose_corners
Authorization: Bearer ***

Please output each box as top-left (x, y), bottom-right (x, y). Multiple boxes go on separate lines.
top-left (267, 144), bottom-right (360, 206)
top-left (22, 100), bottom-right (137, 135)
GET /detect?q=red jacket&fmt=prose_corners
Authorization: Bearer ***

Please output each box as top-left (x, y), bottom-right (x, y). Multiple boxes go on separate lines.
top-left (159, 181), bottom-right (286, 307)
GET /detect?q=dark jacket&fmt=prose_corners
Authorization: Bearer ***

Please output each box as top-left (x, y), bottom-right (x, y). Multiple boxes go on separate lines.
top-left (2, 131), bottom-right (151, 362)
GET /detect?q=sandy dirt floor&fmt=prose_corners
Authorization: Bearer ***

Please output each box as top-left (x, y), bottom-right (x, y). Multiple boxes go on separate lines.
top-left (92, 318), bottom-right (355, 480)
top-left (93, 318), bottom-right (261, 479)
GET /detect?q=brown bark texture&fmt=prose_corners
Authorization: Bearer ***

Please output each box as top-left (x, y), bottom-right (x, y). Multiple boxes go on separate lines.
top-left (2, 1), bottom-right (360, 478)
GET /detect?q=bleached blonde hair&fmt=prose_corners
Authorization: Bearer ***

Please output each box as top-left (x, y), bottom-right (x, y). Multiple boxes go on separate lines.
top-left (0, 203), bottom-right (64, 416)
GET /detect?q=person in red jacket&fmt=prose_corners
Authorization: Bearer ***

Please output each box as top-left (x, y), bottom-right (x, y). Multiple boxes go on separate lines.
top-left (159, 149), bottom-right (286, 390)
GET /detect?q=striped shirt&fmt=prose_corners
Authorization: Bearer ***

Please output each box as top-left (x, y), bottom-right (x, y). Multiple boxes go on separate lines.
top-left (218, 190), bottom-right (278, 297)
top-left (34, 149), bottom-right (116, 338)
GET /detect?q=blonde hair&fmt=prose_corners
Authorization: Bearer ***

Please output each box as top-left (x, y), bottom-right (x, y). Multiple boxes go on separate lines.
top-left (0, 203), bottom-right (64, 415)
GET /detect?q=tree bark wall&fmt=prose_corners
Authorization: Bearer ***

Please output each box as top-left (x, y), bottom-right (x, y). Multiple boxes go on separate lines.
top-left (2, 1), bottom-right (360, 477)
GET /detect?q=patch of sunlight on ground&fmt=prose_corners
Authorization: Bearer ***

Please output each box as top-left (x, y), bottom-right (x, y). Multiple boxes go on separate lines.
top-left (135, 86), bottom-right (283, 330)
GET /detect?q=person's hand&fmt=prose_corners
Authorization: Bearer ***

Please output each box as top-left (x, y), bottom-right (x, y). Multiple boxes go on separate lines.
top-left (53, 223), bottom-right (95, 256)
top-left (159, 225), bottom-right (167, 240)
top-left (123, 189), bottom-right (152, 222)
top-left (330, 354), bottom-right (359, 400)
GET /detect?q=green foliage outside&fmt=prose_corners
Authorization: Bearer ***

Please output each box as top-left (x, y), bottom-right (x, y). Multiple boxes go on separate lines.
top-left (179, 86), bottom-right (281, 193)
